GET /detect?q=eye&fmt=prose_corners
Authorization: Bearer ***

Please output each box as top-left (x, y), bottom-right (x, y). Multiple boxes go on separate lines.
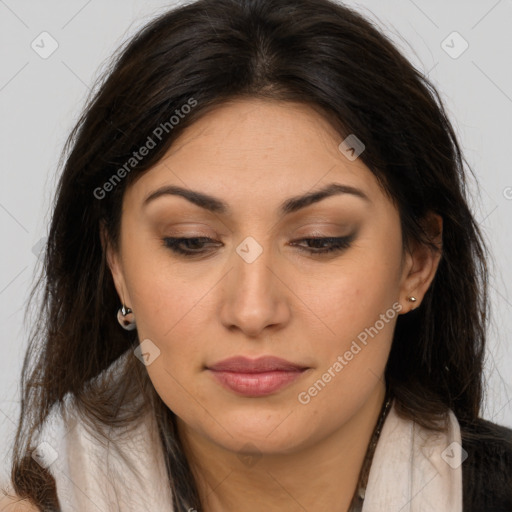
top-left (162, 237), bottom-right (220, 255)
top-left (290, 236), bottom-right (354, 254)
top-left (162, 235), bottom-right (355, 257)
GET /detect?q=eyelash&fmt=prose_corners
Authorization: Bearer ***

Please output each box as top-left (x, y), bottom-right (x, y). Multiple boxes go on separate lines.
top-left (162, 236), bottom-right (354, 256)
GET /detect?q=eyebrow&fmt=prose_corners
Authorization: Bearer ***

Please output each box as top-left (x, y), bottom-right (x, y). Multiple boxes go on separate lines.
top-left (143, 182), bottom-right (370, 216)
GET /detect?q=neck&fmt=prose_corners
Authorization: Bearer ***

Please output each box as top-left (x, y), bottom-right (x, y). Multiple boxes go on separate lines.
top-left (177, 383), bottom-right (387, 512)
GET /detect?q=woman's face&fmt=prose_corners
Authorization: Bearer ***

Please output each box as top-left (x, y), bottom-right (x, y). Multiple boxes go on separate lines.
top-left (107, 98), bottom-right (434, 456)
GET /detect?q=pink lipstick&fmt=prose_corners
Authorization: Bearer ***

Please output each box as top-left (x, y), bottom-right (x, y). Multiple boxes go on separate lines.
top-left (207, 356), bottom-right (308, 397)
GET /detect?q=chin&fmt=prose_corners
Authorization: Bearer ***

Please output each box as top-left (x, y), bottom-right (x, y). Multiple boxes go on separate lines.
top-left (198, 407), bottom-right (323, 455)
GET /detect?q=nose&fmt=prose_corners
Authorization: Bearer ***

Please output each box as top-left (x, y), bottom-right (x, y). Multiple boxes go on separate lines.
top-left (219, 238), bottom-right (291, 338)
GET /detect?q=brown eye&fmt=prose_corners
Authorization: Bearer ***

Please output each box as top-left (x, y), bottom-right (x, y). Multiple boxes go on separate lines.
top-left (163, 237), bottom-right (221, 255)
top-left (290, 235), bottom-right (355, 254)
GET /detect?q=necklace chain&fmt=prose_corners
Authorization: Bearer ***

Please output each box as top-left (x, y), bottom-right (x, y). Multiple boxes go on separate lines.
top-left (347, 390), bottom-right (393, 512)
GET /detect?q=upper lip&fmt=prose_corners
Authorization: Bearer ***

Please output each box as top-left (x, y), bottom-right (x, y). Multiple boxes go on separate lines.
top-left (207, 356), bottom-right (308, 373)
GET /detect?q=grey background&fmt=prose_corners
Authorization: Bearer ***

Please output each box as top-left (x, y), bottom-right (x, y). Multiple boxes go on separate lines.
top-left (1, 0), bottom-right (511, 483)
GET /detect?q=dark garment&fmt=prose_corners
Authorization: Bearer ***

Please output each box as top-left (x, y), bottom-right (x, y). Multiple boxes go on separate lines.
top-left (460, 417), bottom-right (512, 512)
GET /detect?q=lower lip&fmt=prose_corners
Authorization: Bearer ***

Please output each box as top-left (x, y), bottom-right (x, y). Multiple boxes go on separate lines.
top-left (208, 369), bottom-right (306, 396)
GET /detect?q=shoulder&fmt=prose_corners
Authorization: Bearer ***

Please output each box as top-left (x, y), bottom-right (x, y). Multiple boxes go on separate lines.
top-left (0, 495), bottom-right (40, 511)
top-left (459, 417), bottom-right (512, 512)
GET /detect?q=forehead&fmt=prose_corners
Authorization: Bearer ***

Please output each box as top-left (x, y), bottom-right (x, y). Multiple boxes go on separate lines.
top-left (166, 98), bottom-right (349, 167)
top-left (125, 98), bottom-right (383, 211)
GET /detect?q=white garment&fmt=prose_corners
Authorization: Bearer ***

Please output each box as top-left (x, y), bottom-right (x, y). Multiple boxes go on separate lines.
top-left (362, 404), bottom-right (463, 512)
top-left (37, 396), bottom-right (174, 511)
top-left (36, 392), bottom-right (463, 511)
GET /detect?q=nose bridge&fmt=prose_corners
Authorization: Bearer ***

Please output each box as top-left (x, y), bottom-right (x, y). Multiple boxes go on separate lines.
top-left (219, 234), bottom-right (289, 335)
top-left (233, 235), bottom-right (274, 296)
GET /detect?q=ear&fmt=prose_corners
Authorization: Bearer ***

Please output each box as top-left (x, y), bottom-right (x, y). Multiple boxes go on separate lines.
top-left (100, 221), bottom-right (131, 306)
top-left (399, 212), bottom-right (443, 313)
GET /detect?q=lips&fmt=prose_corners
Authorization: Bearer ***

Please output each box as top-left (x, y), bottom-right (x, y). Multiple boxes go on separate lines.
top-left (207, 356), bottom-right (309, 396)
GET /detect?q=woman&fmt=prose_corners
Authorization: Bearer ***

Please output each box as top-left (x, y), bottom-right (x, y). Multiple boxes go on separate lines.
top-left (2, 0), bottom-right (511, 510)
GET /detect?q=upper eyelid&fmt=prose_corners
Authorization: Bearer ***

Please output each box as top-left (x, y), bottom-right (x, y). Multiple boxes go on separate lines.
top-left (163, 234), bottom-right (355, 246)
top-left (165, 234), bottom-right (349, 241)
top-left (163, 235), bottom-right (353, 250)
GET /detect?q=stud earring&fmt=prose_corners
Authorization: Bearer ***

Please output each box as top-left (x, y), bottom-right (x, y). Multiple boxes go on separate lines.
top-left (408, 296), bottom-right (417, 303)
top-left (117, 304), bottom-right (136, 330)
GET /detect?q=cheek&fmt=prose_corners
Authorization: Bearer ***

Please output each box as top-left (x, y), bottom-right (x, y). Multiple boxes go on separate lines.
top-left (298, 250), bottom-right (402, 346)
top-left (291, 241), bottom-right (402, 404)
top-left (293, 277), bottom-right (398, 441)
top-left (298, 271), bottom-right (397, 387)
top-left (127, 269), bottom-right (212, 363)
top-left (126, 267), bottom-right (213, 423)
top-left (119, 228), bottom-right (209, 338)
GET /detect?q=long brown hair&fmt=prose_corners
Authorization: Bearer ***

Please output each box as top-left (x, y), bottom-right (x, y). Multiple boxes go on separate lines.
top-left (7, 0), bottom-right (489, 509)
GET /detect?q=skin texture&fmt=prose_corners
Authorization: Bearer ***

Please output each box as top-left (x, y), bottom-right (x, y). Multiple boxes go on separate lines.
top-left (106, 98), bottom-right (442, 511)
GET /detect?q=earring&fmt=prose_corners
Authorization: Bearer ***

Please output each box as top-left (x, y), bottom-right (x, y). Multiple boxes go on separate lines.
top-left (117, 305), bottom-right (136, 330)
top-left (408, 296), bottom-right (417, 303)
